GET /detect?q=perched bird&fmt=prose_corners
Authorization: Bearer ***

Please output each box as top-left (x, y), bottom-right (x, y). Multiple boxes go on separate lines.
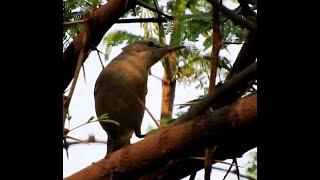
top-left (94, 40), bottom-right (184, 154)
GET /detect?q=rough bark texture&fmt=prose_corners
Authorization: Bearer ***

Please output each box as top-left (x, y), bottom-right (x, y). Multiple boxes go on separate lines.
top-left (63, 0), bottom-right (137, 90)
top-left (65, 94), bottom-right (256, 180)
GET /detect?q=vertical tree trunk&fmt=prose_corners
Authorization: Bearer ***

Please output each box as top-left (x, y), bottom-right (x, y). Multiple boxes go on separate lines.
top-left (204, 7), bottom-right (222, 179)
top-left (160, 0), bottom-right (189, 124)
top-left (160, 53), bottom-right (177, 122)
top-left (208, 8), bottom-right (222, 93)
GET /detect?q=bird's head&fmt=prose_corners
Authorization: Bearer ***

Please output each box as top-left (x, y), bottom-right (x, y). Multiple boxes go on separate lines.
top-left (121, 40), bottom-right (185, 67)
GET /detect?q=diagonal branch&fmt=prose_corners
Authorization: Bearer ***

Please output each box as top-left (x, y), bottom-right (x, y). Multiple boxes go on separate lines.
top-left (211, 31), bottom-right (257, 110)
top-left (207, 0), bottom-right (256, 31)
top-left (172, 62), bottom-right (256, 125)
top-left (66, 94), bottom-right (257, 179)
top-left (226, 31), bottom-right (256, 80)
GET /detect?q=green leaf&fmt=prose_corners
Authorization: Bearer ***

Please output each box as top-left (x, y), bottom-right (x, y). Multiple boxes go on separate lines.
top-left (96, 113), bottom-right (120, 126)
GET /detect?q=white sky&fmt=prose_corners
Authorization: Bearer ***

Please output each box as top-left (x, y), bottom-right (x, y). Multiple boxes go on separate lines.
top-left (63, 1), bottom-right (257, 179)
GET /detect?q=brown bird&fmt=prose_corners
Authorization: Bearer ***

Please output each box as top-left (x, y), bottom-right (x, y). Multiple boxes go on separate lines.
top-left (94, 40), bottom-right (184, 155)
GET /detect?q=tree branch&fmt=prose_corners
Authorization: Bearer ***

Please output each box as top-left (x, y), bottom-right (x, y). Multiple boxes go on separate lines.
top-left (172, 62), bottom-right (256, 125)
top-left (211, 31), bottom-right (257, 110)
top-left (65, 94), bottom-right (257, 179)
top-left (209, 5), bottom-right (222, 93)
top-left (63, 135), bottom-right (107, 148)
top-left (139, 32), bottom-right (257, 179)
top-left (226, 31), bottom-right (257, 80)
top-left (136, 1), bottom-right (174, 20)
top-left (207, 0), bottom-right (256, 31)
top-left (215, 166), bottom-right (256, 180)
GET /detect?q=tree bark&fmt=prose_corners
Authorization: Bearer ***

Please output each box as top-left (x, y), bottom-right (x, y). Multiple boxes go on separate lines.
top-left (212, 31), bottom-right (257, 110)
top-left (65, 94), bottom-right (257, 180)
top-left (208, 8), bottom-right (222, 93)
top-left (160, 56), bottom-right (177, 121)
top-left (63, 0), bottom-right (137, 90)
top-left (225, 31), bottom-right (256, 80)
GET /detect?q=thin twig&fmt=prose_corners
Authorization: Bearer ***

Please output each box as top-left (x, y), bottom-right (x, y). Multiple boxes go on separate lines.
top-left (63, 18), bottom-right (89, 28)
top-left (96, 50), bottom-right (105, 69)
top-left (189, 172), bottom-right (197, 180)
top-left (63, 21), bottom-right (91, 136)
top-left (188, 157), bottom-right (243, 168)
top-left (116, 17), bottom-right (167, 23)
top-left (137, 1), bottom-right (174, 20)
top-left (63, 135), bottom-right (108, 148)
top-left (136, 97), bottom-right (160, 128)
top-left (63, 49), bottom-right (86, 128)
top-left (149, 72), bottom-right (169, 84)
top-left (223, 159), bottom-right (235, 180)
top-left (234, 158), bottom-right (240, 180)
top-left (82, 65), bottom-right (86, 84)
top-left (64, 135), bottom-right (90, 144)
top-left (214, 166), bottom-right (256, 180)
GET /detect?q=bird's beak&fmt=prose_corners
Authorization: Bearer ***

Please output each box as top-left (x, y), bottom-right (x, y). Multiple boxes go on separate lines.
top-left (164, 45), bottom-right (185, 52)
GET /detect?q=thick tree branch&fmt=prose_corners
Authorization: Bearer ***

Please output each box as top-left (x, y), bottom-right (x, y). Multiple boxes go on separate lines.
top-left (66, 94), bottom-right (257, 179)
top-left (63, 0), bottom-right (137, 90)
top-left (207, 0), bottom-right (256, 31)
top-left (226, 31), bottom-right (256, 80)
top-left (237, 0), bottom-right (256, 17)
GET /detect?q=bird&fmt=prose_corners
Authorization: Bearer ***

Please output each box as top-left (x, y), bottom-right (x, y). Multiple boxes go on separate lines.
top-left (94, 40), bottom-right (184, 155)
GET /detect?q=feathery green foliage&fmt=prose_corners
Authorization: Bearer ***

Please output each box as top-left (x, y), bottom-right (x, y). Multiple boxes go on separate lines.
top-left (102, 31), bottom-right (143, 60)
top-left (63, 0), bottom-right (102, 42)
top-left (246, 151), bottom-right (257, 179)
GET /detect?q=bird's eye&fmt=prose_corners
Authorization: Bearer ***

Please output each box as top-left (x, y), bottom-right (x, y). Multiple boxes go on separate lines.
top-left (147, 41), bottom-right (155, 47)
